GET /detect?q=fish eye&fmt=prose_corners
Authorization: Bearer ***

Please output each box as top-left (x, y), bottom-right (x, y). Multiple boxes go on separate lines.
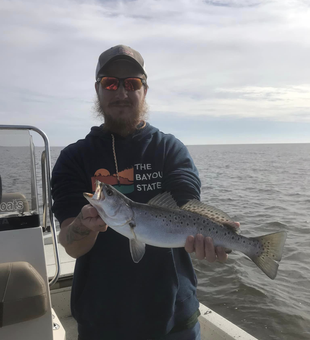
top-left (106, 189), bottom-right (113, 196)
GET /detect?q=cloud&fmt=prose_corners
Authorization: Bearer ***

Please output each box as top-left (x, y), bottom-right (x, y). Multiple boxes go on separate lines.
top-left (203, 0), bottom-right (266, 8)
top-left (0, 0), bottom-right (310, 145)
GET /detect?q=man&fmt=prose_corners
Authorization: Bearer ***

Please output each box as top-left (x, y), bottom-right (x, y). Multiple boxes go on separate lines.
top-left (51, 44), bottom-right (228, 340)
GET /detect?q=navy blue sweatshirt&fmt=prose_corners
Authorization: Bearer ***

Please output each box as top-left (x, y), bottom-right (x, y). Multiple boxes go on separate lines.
top-left (51, 123), bottom-right (201, 340)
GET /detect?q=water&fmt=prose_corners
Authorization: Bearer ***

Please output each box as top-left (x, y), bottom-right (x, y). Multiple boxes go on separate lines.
top-left (187, 144), bottom-right (310, 340)
top-left (1, 143), bottom-right (309, 339)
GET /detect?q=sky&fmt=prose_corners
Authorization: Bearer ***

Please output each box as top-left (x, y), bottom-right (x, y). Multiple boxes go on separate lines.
top-left (0, 0), bottom-right (310, 146)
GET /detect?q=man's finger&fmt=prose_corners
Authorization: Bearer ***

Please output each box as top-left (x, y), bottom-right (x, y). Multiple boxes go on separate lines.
top-left (204, 237), bottom-right (216, 263)
top-left (194, 234), bottom-right (205, 260)
top-left (215, 246), bottom-right (228, 262)
top-left (98, 224), bottom-right (108, 232)
top-left (222, 221), bottom-right (240, 231)
top-left (81, 204), bottom-right (99, 219)
top-left (185, 235), bottom-right (195, 253)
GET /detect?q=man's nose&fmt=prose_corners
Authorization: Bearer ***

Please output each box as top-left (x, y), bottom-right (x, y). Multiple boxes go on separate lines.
top-left (115, 83), bottom-right (128, 99)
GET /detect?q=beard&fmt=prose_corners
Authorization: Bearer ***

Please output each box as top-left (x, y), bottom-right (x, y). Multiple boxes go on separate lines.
top-left (94, 96), bottom-right (149, 137)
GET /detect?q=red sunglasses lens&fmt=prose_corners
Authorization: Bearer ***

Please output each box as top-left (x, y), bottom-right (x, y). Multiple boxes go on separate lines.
top-left (124, 78), bottom-right (143, 91)
top-left (100, 77), bottom-right (119, 90)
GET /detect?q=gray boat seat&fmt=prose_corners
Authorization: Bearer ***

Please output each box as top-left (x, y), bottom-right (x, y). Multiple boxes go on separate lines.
top-left (0, 261), bottom-right (48, 328)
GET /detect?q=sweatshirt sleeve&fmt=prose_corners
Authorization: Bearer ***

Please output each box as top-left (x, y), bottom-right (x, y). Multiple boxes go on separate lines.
top-left (51, 145), bottom-right (91, 226)
top-left (162, 137), bottom-right (201, 206)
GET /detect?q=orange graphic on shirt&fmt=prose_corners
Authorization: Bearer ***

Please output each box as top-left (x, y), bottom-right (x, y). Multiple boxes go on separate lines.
top-left (91, 168), bottom-right (134, 191)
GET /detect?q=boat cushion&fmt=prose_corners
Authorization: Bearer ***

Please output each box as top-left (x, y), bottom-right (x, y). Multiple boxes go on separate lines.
top-left (0, 261), bottom-right (48, 327)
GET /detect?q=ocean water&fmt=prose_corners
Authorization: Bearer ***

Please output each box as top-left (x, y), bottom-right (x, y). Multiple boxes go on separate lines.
top-left (187, 144), bottom-right (310, 340)
top-left (1, 143), bottom-right (309, 340)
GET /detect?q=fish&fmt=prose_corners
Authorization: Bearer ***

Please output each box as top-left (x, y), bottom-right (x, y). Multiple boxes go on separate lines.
top-left (84, 180), bottom-right (287, 280)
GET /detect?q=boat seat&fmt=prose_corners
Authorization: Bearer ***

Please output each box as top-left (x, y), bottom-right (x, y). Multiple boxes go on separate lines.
top-left (0, 261), bottom-right (48, 328)
top-left (0, 193), bottom-right (30, 214)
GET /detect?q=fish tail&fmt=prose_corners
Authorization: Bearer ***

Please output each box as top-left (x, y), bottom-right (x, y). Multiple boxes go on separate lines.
top-left (249, 231), bottom-right (287, 280)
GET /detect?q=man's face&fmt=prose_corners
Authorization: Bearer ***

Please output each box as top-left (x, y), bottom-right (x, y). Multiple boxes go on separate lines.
top-left (95, 59), bottom-right (148, 136)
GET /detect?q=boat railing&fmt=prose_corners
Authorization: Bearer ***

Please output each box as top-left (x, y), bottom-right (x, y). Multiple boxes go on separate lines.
top-left (0, 125), bottom-right (60, 286)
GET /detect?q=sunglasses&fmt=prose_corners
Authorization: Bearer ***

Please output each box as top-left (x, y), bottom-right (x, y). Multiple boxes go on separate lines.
top-left (97, 76), bottom-right (146, 91)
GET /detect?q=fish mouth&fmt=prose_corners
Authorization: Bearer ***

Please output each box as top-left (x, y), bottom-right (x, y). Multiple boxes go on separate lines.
top-left (83, 181), bottom-right (106, 201)
top-left (83, 190), bottom-right (105, 201)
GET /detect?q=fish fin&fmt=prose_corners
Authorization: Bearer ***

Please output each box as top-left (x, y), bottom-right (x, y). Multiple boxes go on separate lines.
top-left (181, 199), bottom-right (240, 233)
top-left (129, 238), bottom-right (146, 263)
top-left (249, 231), bottom-right (287, 279)
top-left (148, 192), bottom-right (179, 210)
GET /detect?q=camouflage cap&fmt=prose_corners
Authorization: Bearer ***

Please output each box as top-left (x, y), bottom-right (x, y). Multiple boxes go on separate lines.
top-left (96, 44), bottom-right (147, 80)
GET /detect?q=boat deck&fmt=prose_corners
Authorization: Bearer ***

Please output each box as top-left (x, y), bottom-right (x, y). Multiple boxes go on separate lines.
top-left (45, 239), bottom-right (77, 340)
top-left (44, 237), bottom-right (75, 280)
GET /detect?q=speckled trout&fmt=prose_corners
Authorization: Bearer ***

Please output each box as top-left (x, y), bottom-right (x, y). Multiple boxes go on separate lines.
top-left (84, 181), bottom-right (287, 280)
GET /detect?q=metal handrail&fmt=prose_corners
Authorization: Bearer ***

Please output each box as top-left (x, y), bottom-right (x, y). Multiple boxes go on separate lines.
top-left (0, 125), bottom-right (61, 286)
top-left (41, 151), bottom-right (48, 233)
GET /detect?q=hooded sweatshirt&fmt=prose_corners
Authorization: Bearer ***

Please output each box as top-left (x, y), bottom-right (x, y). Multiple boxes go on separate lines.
top-left (51, 123), bottom-right (201, 340)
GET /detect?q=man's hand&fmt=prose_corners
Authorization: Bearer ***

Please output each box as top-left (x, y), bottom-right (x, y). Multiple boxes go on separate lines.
top-left (185, 222), bottom-right (240, 262)
top-left (185, 235), bottom-right (228, 262)
top-left (78, 204), bottom-right (108, 233)
top-left (59, 204), bottom-right (108, 258)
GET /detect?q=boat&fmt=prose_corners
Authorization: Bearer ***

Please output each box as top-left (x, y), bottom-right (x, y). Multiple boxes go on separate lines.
top-left (0, 125), bottom-right (258, 340)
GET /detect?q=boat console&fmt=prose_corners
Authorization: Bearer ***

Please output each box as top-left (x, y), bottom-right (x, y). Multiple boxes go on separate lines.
top-left (0, 126), bottom-right (64, 340)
